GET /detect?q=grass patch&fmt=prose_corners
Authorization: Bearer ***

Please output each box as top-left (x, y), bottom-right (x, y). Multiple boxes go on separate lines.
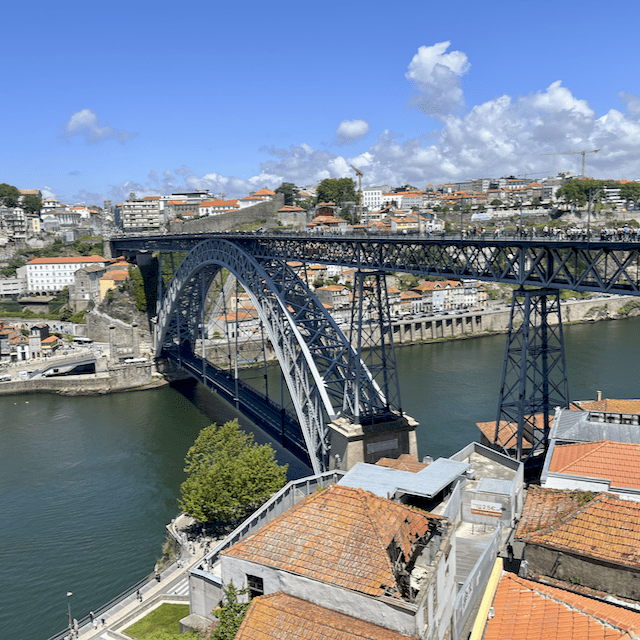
top-left (124, 603), bottom-right (191, 638)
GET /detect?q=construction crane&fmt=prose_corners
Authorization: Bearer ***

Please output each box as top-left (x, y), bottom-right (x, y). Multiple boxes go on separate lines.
top-left (542, 149), bottom-right (600, 178)
top-left (350, 164), bottom-right (363, 223)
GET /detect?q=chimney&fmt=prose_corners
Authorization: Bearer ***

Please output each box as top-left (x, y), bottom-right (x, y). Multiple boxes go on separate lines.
top-left (597, 390), bottom-right (602, 402)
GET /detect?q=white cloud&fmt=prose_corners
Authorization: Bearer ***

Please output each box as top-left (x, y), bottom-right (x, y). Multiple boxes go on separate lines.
top-left (89, 83), bottom-right (640, 208)
top-left (334, 119), bottom-right (370, 145)
top-left (63, 109), bottom-right (138, 144)
top-left (406, 42), bottom-right (470, 116)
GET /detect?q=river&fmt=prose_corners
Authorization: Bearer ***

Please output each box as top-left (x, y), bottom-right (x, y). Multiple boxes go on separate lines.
top-left (2, 316), bottom-right (639, 639)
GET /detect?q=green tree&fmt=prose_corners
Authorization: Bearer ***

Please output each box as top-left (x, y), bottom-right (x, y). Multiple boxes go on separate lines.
top-left (179, 419), bottom-right (287, 525)
top-left (0, 183), bottom-right (20, 207)
top-left (211, 583), bottom-right (251, 640)
top-left (128, 265), bottom-right (147, 311)
top-left (275, 182), bottom-right (299, 206)
top-left (21, 193), bottom-right (42, 214)
top-left (490, 199), bottom-right (503, 207)
top-left (620, 182), bottom-right (640, 206)
top-left (315, 177), bottom-right (357, 207)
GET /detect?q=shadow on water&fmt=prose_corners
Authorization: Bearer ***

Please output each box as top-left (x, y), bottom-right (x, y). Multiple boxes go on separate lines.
top-left (169, 379), bottom-right (312, 479)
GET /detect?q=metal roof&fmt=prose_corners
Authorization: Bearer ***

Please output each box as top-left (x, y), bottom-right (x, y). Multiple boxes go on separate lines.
top-left (477, 477), bottom-right (513, 495)
top-left (338, 458), bottom-right (470, 499)
top-left (552, 409), bottom-right (640, 444)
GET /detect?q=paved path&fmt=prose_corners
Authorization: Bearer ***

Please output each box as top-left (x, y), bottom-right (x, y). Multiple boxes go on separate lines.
top-left (61, 517), bottom-right (213, 640)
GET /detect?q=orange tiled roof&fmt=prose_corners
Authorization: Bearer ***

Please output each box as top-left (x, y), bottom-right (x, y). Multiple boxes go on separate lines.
top-left (236, 592), bottom-right (416, 640)
top-left (376, 454), bottom-right (429, 473)
top-left (549, 440), bottom-right (640, 490)
top-left (476, 414), bottom-right (549, 449)
top-left (100, 270), bottom-right (128, 282)
top-left (254, 188), bottom-right (275, 196)
top-left (27, 255), bottom-right (105, 265)
top-left (484, 572), bottom-right (640, 640)
top-left (516, 487), bottom-right (640, 569)
top-left (579, 398), bottom-right (640, 414)
top-left (222, 484), bottom-right (439, 598)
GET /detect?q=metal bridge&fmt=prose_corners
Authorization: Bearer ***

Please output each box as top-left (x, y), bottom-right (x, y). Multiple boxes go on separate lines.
top-left (111, 232), bottom-right (640, 472)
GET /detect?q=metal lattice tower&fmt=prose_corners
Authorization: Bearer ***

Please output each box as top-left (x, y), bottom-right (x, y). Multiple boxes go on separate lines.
top-left (348, 270), bottom-right (402, 424)
top-left (494, 288), bottom-right (569, 462)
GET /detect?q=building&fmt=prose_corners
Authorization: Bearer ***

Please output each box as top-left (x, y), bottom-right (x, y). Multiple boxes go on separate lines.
top-left (119, 194), bottom-right (164, 232)
top-left (515, 486), bottom-right (640, 601)
top-left (69, 264), bottom-right (107, 312)
top-left (236, 592), bottom-right (417, 640)
top-left (99, 269), bottom-right (129, 302)
top-left (473, 562), bottom-right (640, 639)
top-left (26, 255), bottom-right (107, 294)
top-left (220, 483), bottom-right (456, 640)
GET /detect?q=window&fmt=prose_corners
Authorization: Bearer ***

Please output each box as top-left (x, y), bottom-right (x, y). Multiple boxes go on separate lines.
top-left (247, 575), bottom-right (263, 599)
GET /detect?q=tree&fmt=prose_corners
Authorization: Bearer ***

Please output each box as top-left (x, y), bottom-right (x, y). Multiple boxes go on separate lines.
top-left (490, 199), bottom-right (503, 207)
top-left (275, 182), bottom-right (299, 206)
top-left (179, 419), bottom-right (288, 525)
top-left (0, 183), bottom-right (20, 208)
top-left (315, 177), bottom-right (357, 207)
top-left (620, 182), bottom-right (640, 206)
top-left (22, 194), bottom-right (42, 214)
top-left (211, 583), bottom-right (251, 640)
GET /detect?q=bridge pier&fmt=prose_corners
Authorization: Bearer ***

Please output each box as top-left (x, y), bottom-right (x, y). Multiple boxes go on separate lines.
top-left (328, 413), bottom-right (419, 471)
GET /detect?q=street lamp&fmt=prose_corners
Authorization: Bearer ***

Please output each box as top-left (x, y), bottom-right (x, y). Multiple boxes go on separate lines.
top-left (66, 591), bottom-right (73, 631)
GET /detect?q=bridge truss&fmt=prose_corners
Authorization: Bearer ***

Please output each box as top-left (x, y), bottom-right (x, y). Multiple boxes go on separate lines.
top-left (154, 238), bottom-right (392, 473)
top-left (113, 233), bottom-right (640, 469)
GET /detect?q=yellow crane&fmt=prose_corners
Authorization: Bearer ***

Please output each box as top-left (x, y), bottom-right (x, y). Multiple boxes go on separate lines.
top-left (350, 164), bottom-right (363, 222)
top-left (542, 149), bottom-right (600, 178)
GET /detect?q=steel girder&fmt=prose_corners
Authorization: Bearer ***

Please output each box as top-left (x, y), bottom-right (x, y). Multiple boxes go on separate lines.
top-left (154, 239), bottom-right (386, 474)
top-left (112, 235), bottom-right (640, 294)
top-left (494, 289), bottom-right (569, 462)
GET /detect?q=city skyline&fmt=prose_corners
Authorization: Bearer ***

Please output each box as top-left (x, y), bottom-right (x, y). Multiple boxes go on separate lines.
top-left (3, 0), bottom-right (640, 206)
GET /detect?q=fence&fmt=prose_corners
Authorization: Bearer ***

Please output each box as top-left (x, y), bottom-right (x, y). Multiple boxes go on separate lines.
top-left (454, 524), bottom-right (502, 639)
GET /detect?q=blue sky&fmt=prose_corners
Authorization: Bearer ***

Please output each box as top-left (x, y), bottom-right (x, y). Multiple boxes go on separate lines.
top-left (3, 0), bottom-right (640, 205)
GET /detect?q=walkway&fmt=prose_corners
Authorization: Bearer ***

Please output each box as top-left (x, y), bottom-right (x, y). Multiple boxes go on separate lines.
top-left (58, 515), bottom-right (214, 640)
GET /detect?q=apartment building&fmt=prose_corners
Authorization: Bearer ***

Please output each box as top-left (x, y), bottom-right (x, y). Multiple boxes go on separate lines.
top-left (26, 255), bottom-right (107, 294)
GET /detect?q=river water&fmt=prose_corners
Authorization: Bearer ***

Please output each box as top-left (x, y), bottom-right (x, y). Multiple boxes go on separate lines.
top-left (2, 316), bottom-right (639, 639)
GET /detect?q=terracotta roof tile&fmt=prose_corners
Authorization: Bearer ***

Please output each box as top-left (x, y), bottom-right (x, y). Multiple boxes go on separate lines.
top-left (579, 399), bottom-right (640, 414)
top-left (516, 487), bottom-right (640, 569)
top-left (376, 454), bottom-right (429, 473)
top-left (27, 255), bottom-right (105, 265)
top-left (484, 572), bottom-right (640, 639)
top-left (222, 484), bottom-right (440, 598)
top-left (236, 592), bottom-right (417, 639)
top-left (549, 440), bottom-right (640, 490)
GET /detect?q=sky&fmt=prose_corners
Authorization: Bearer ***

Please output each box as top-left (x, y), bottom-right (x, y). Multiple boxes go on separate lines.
top-left (3, 0), bottom-right (640, 206)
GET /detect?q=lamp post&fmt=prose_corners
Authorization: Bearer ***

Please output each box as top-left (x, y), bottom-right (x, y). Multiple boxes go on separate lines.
top-left (66, 591), bottom-right (73, 631)
top-left (587, 188), bottom-right (602, 243)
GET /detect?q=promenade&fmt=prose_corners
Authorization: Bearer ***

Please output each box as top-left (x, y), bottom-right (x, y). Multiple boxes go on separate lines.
top-left (57, 515), bottom-right (213, 640)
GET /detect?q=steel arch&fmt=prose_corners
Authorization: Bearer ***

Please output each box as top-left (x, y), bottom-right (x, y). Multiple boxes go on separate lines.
top-left (154, 239), bottom-right (386, 473)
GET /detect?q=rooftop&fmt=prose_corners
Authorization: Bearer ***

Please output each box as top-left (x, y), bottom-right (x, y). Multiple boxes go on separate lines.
top-left (484, 571), bottom-right (640, 640)
top-left (516, 487), bottom-right (640, 569)
top-left (222, 484), bottom-right (443, 599)
top-left (549, 440), bottom-right (640, 490)
top-left (235, 592), bottom-right (417, 640)
top-left (339, 458), bottom-right (469, 500)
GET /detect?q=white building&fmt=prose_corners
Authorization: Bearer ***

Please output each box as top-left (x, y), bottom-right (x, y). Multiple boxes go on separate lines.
top-left (362, 186), bottom-right (383, 211)
top-left (26, 255), bottom-right (107, 294)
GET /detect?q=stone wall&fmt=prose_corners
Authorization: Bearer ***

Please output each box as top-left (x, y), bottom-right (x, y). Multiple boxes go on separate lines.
top-left (523, 543), bottom-right (640, 600)
top-left (86, 310), bottom-right (152, 345)
top-left (167, 195), bottom-right (284, 234)
top-left (0, 361), bottom-right (154, 396)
